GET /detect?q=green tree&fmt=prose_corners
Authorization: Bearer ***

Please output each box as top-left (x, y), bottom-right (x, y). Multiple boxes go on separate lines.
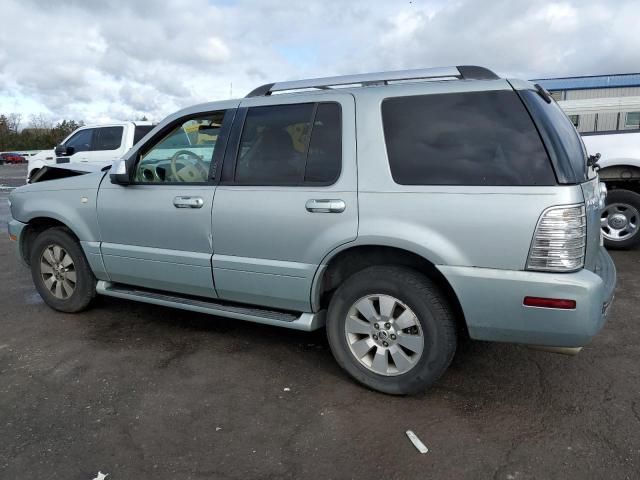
top-left (0, 113), bottom-right (86, 151)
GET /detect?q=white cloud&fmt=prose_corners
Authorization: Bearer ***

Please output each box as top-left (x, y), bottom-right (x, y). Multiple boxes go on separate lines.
top-left (0, 0), bottom-right (638, 126)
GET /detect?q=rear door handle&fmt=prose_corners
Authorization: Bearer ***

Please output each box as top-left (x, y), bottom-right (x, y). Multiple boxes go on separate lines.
top-left (305, 199), bottom-right (346, 213)
top-left (173, 196), bottom-right (204, 208)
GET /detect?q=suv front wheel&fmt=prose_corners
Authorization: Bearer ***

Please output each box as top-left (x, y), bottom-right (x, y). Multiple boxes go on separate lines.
top-left (326, 266), bottom-right (457, 395)
top-left (30, 227), bottom-right (96, 312)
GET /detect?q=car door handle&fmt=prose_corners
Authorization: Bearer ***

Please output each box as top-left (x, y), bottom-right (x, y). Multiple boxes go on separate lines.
top-left (305, 199), bottom-right (346, 213)
top-left (173, 196), bottom-right (204, 208)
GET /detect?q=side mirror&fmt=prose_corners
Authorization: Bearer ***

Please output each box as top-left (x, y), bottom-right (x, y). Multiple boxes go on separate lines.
top-left (54, 144), bottom-right (75, 156)
top-left (110, 158), bottom-right (131, 185)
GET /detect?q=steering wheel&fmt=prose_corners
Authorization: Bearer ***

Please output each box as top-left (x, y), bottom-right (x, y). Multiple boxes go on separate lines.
top-left (170, 150), bottom-right (210, 182)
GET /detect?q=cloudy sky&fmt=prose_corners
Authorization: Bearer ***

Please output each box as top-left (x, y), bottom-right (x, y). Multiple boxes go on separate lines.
top-left (1, 0), bottom-right (639, 126)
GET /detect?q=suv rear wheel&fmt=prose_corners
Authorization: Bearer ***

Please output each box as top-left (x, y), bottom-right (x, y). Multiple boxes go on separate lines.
top-left (326, 266), bottom-right (457, 395)
top-left (30, 227), bottom-right (96, 312)
top-left (601, 189), bottom-right (640, 249)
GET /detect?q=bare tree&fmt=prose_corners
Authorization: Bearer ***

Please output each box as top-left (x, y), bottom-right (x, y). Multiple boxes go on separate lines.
top-left (6, 113), bottom-right (22, 133)
top-left (28, 113), bottom-right (53, 130)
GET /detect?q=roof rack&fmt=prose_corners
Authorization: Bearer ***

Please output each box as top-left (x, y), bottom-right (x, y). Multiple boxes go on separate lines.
top-left (246, 65), bottom-right (499, 97)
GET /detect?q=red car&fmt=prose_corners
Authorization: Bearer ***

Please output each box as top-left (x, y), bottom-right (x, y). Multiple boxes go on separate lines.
top-left (0, 153), bottom-right (26, 164)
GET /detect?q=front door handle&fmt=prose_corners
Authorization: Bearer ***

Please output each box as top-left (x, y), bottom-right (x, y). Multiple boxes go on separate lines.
top-left (173, 196), bottom-right (204, 208)
top-left (305, 199), bottom-right (346, 213)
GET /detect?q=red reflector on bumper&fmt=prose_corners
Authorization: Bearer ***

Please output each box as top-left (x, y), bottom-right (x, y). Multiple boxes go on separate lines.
top-left (523, 296), bottom-right (576, 309)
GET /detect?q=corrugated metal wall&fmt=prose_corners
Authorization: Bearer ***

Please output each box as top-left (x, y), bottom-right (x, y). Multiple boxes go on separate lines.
top-left (556, 87), bottom-right (640, 133)
top-left (564, 86), bottom-right (640, 100)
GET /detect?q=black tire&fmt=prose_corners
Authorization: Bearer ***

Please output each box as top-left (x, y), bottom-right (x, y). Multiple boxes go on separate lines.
top-left (326, 266), bottom-right (457, 395)
top-left (29, 227), bottom-right (96, 313)
top-left (602, 189), bottom-right (640, 250)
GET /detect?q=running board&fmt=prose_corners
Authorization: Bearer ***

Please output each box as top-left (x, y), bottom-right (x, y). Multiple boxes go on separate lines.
top-left (96, 281), bottom-right (325, 331)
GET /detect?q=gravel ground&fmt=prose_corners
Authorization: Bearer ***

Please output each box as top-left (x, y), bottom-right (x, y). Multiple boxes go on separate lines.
top-left (1, 163), bottom-right (639, 479)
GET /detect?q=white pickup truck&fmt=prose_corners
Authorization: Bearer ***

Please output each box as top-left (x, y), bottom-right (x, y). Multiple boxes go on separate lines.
top-left (27, 121), bottom-right (155, 182)
top-left (582, 131), bottom-right (640, 249)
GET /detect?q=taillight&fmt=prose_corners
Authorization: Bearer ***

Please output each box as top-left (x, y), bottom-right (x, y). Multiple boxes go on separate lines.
top-left (526, 204), bottom-right (586, 272)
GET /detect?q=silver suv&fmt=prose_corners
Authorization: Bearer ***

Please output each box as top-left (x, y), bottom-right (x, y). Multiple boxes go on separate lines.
top-left (8, 66), bottom-right (616, 394)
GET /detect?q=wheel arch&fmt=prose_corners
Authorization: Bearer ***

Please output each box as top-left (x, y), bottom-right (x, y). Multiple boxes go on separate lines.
top-left (20, 217), bottom-right (81, 265)
top-left (312, 244), bottom-right (469, 337)
top-left (27, 159), bottom-right (47, 181)
top-left (599, 165), bottom-right (640, 194)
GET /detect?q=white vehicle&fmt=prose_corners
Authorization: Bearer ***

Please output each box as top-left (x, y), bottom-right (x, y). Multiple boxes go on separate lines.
top-left (27, 122), bottom-right (155, 182)
top-left (582, 131), bottom-right (640, 248)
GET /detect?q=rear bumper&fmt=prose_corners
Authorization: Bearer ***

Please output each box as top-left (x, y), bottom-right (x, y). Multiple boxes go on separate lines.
top-left (438, 247), bottom-right (616, 348)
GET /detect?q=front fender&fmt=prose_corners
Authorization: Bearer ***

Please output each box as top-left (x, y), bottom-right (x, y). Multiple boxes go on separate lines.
top-left (9, 172), bottom-right (106, 242)
top-left (27, 159), bottom-right (47, 180)
top-left (27, 151), bottom-right (56, 180)
top-left (10, 193), bottom-right (99, 242)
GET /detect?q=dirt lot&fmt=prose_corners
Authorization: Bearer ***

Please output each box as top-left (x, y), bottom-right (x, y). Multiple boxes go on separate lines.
top-left (1, 163), bottom-right (639, 479)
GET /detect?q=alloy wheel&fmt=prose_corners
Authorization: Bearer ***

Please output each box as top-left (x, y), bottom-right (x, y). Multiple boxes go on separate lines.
top-left (40, 244), bottom-right (76, 299)
top-left (344, 294), bottom-right (424, 376)
top-left (601, 202), bottom-right (639, 242)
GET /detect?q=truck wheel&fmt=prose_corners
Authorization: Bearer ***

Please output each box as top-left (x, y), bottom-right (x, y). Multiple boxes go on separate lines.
top-left (29, 227), bottom-right (96, 313)
top-left (326, 266), bottom-right (457, 395)
top-left (601, 189), bottom-right (640, 249)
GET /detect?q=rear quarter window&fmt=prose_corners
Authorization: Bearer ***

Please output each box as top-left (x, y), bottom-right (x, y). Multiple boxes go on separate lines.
top-left (517, 89), bottom-right (589, 183)
top-left (381, 90), bottom-right (556, 186)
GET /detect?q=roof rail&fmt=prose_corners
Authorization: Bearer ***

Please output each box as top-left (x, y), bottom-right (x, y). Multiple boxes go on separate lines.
top-left (246, 65), bottom-right (499, 97)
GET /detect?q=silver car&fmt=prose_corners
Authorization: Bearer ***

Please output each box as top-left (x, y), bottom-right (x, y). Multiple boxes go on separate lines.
top-left (7, 66), bottom-right (616, 394)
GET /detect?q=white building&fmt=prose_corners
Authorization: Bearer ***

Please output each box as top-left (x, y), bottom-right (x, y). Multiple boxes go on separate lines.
top-left (531, 73), bottom-right (640, 134)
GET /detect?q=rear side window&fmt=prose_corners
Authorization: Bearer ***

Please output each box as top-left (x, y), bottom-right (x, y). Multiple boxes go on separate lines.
top-left (234, 102), bottom-right (341, 185)
top-left (92, 126), bottom-right (123, 150)
top-left (133, 125), bottom-right (155, 145)
top-left (382, 90), bottom-right (556, 186)
top-left (305, 104), bottom-right (341, 183)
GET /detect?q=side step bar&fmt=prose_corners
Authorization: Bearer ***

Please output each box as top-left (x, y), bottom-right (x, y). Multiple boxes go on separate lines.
top-left (96, 281), bottom-right (326, 331)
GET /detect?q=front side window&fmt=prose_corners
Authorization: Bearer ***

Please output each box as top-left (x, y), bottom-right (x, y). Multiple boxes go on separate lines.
top-left (135, 112), bottom-right (224, 183)
top-left (92, 126), bottom-right (123, 150)
top-left (382, 90), bottom-right (556, 186)
top-left (65, 128), bottom-right (94, 153)
top-left (625, 111), bottom-right (640, 128)
top-left (234, 102), bottom-right (341, 185)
